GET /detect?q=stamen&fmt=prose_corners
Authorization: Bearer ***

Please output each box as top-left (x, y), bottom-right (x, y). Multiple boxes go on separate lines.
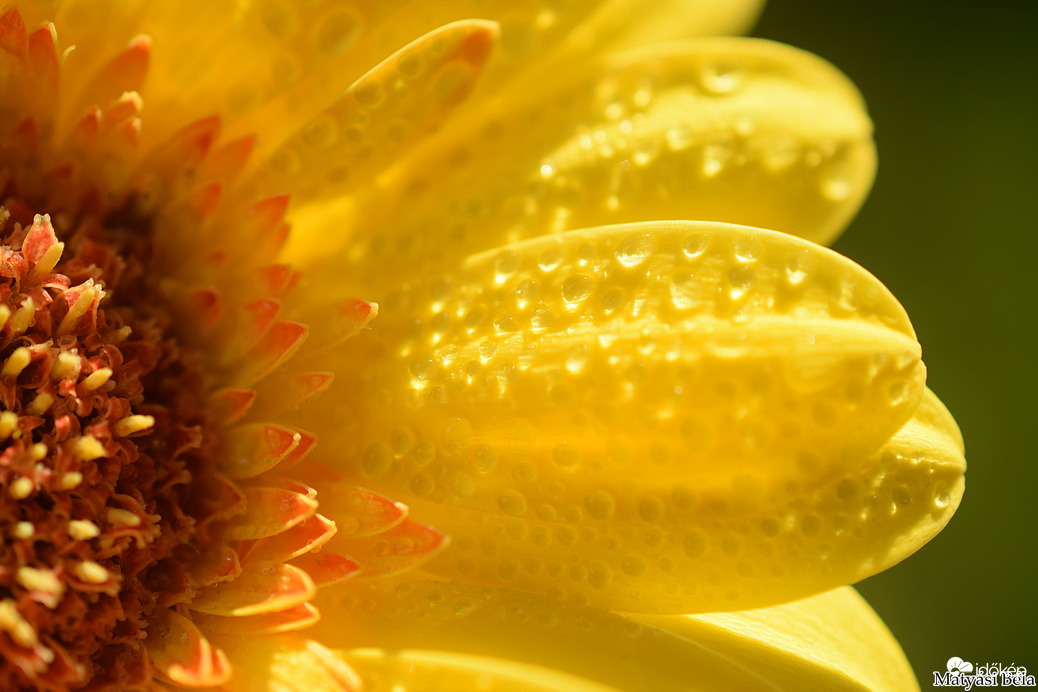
top-left (56, 471), bottom-right (84, 490)
top-left (113, 414), bottom-right (155, 437)
top-left (1, 346), bottom-right (32, 378)
top-left (72, 435), bottom-right (108, 461)
top-left (10, 297), bottom-right (35, 335)
top-left (68, 520), bottom-right (101, 540)
top-left (80, 367), bottom-right (113, 390)
top-left (8, 476), bottom-right (35, 500)
top-left (106, 508), bottom-right (142, 528)
top-left (10, 522), bottom-right (35, 539)
top-left (72, 561), bottom-right (111, 585)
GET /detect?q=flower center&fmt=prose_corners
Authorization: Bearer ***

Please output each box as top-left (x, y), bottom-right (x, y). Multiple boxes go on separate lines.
top-left (0, 193), bottom-right (231, 687)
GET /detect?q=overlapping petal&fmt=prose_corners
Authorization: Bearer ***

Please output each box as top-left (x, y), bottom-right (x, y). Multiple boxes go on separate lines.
top-left (315, 584), bottom-right (918, 692)
top-left (286, 37), bottom-right (876, 295)
top-left (295, 220), bottom-right (960, 614)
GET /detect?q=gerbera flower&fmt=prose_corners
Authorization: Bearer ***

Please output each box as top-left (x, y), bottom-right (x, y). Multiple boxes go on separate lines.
top-left (0, 1), bottom-right (965, 691)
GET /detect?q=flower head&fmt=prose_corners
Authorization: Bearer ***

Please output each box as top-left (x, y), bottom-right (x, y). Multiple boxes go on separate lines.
top-left (0, 1), bottom-right (964, 690)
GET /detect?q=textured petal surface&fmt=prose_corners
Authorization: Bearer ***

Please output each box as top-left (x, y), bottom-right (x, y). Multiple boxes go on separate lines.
top-left (314, 583), bottom-right (917, 692)
top-left (287, 37), bottom-right (875, 293)
top-left (342, 391), bottom-right (963, 614)
top-left (298, 220), bottom-right (945, 611)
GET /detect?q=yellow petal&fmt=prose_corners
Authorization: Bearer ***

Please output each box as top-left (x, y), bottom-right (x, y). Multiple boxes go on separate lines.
top-left (566, 0), bottom-right (766, 52)
top-left (341, 649), bottom-right (623, 692)
top-left (144, 609), bottom-right (232, 687)
top-left (638, 586), bottom-right (920, 692)
top-left (49, 1), bottom-right (656, 146)
top-left (314, 582), bottom-right (918, 692)
top-left (296, 220), bottom-right (953, 612)
top-left (244, 19), bottom-right (499, 203)
top-left (288, 38), bottom-right (875, 292)
top-left (367, 388), bottom-right (963, 613)
top-left (190, 561), bottom-right (316, 617)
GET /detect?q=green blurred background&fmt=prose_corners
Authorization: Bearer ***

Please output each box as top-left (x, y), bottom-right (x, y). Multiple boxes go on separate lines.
top-left (755, 1), bottom-right (1037, 685)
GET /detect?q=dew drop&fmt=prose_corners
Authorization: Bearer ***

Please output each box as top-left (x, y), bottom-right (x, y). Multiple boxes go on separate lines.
top-left (727, 266), bottom-right (755, 298)
top-left (588, 563), bottom-right (611, 590)
top-left (410, 358), bottom-right (438, 380)
top-left (354, 80), bottom-right (383, 107)
top-left (934, 483), bottom-right (951, 509)
top-left (785, 254), bottom-right (809, 286)
top-left (515, 279), bottom-right (539, 307)
top-left (638, 496), bottom-right (664, 522)
top-left (700, 63), bottom-right (741, 95)
top-left (494, 315), bottom-right (518, 332)
top-left (621, 555), bottom-right (647, 577)
top-left (537, 504), bottom-right (558, 521)
top-left (361, 443), bottom-right (392, 477)
top-left (893, 485), bottom-right (914, 506)
top-left (565, 344), bottom-right (590, 374)
top-left (600, 287), bottom-right (626, 313)
top-left (682, 531), bottom-right (707, 558)
top-left (683, 233), bottom-right (710, 259)
top-left (562, 275), bottom-right (592, 304)
top-left (821, 164), bottom-right (853, 201)
top-left (494, 250), bottom-right (521, 283)
top-left (537, 246), bottom-right (564, 272)
top-left (615, 234), bottom-right (653, 268)
top-left (556, 526), bottom-right (577, 546)
top-left (702, 141), bottom-right (732, 177)
top-left (475, 445), bottom-right (497, 472)
top-left (586, 490), bottom-right (616, 520)
top-left (836, 479), bottom-right (858, 500)
top-left (301, 113), bottom-right (339, 149)
top-left (410, 472), bottom-right (435, 496)
top-left (316, 7), bottom-right (363, 56)
top-left (390, 427), bottom-right (415, 456)
top-left (477, 340), bottom-right (499, 362)
top-left (665, 125), bottom-right (693, 151)
top-left (632, 137), bottom-right (661, 166)
top-left (451, 473), bottom-right (474, 498)
top-left (414, 441), bottom-right (436, 467)
top-left (734, 237), bottom-right (762, 263)
top-left (670, 272), bottom-right (699, 310)
top-left (498, 490), bottom-right (528, 516)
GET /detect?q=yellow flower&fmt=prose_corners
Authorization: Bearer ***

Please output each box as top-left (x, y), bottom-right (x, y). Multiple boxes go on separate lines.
top-left (0, 1), bottom-right (965, 691)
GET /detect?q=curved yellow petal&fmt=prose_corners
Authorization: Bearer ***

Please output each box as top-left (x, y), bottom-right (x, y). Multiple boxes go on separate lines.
top-left (293, 221), bottom-right (959, 612)
top-left (42, 1), bottom-right (651, 145)
top-left (314, 582), bottom-right (918, 692)
top-left (244, 20), bottom-right (499, 204)
top-left (568, 0), bottom-right (766, 51)
top-left (351, 389), bottom-right (963, 613)
top-left (340, 649), bottom-right (623, 692)
top-left (289, 38), bottom-right (875, 291)
top-left (637, 586), bottom-right (921, 692)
